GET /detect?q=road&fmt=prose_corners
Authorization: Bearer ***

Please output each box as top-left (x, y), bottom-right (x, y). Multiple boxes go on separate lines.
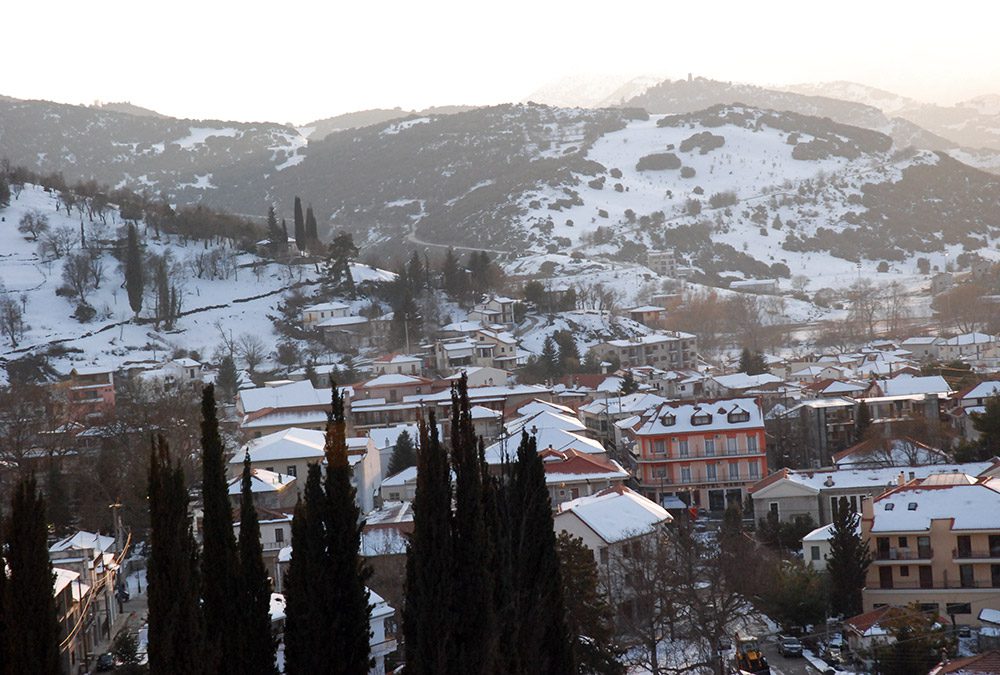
top-left (761, 642), bottom-right (821, 675)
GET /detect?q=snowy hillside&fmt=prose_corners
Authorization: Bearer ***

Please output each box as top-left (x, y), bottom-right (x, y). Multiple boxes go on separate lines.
top-left (0, 185), bottom-right (392, 382)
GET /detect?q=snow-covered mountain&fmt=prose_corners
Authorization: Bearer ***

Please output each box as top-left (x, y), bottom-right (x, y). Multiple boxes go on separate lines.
top-left (526, 74), bottom-right (664, 109)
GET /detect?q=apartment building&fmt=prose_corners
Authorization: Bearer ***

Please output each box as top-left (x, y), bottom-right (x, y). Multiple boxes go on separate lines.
top-left (861, 472), bottom-right (1000, 626)
top-left (630, 398), bottom-right (767, 511)
top-left (590, 332), bottom-right (698, 370)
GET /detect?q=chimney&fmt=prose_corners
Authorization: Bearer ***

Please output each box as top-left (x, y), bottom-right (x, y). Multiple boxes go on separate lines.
top-left (897, 471), bottom-right (905, 486)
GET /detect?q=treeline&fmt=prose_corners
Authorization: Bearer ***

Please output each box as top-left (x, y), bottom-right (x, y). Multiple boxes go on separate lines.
top-left (0, 160), bottom-right (265, 247)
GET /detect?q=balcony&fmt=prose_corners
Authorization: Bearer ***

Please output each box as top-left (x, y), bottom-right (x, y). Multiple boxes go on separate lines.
top-left (874, 548), bottom-right (933, 562)
top-left (870, 579), bottom-right (998, 591)
top-left (953, 549), bottom-right (1000, 562)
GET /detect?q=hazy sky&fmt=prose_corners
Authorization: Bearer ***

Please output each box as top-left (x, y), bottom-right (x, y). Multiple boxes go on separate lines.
top-left (6, 0), bottom-right (999, 123)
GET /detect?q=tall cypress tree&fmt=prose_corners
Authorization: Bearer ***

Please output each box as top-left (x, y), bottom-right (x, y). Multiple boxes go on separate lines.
top-left (305, 205), bottom-right (318, 250)
top-left (147, 434), bottom-right (203, 674)
top-left (441, 247), bottom-right (461, 299)
top-left (404, 414), bottom-right (454, 674)
top-left (237, 453), bottom-right (278, 674)
top-left (508, 432), bottom-right (575, 674)
top-left (199, 384), bottom-right (240, 674)
top-left (283, 465), bottom-right (326, 674)
top-left (322, 386), bottom-right (373, 673)
top-left (3, 476), bottom-right (61, 674)
top-left (293, 197), bottom-right (305, 250)
top-left (124, 223), bottom-right (143, 317)
top-left (827, 496), bottom-right (871, 618)
top-left (449, 376), bottom-right (496, 673)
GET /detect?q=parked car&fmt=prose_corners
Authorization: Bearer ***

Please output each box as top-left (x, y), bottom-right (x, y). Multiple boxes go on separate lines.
top-left (777, 635), bottom-right (803, 657)
top-left (823, 636), bottom-right (844, 664)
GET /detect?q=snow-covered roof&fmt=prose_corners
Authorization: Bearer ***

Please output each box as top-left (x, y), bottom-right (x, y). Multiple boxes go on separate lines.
top-left (53, 567), bottom-right (81, 597)
top-left (872, 476), bottom-right (1000, 532)
top-left (963, 381), bottom-right (1000, 401)
top-left (368, 423), bottom-right (421, 449)
top-left (802, 523), bottom-right (835, 543)
top-left (239, 380), bottom-right (332, 415)
top-left (712, 372), bottom-right (782, 390)
top-left (635, 398), bottom-right (764, 436)
top-left (50, 530), bottom-right (116, 554)
top-left (226, 468), bottom-right (296, 495)
top-left (942, 332), bottom-right (997, 346)
top-left (316, 315), bottom-right (368, 328)
top-left (628, 305), bottom-right (665, 313)
top-left (752, 461), bottom-right (994, 496)
top-left (484, 428), bottom-right (605, 465)
top-left (440, 320), bottom-right (483, 333)
top-left (603, 332), bottom-right (694, 348)
top-left (233, 428), bottom-right (326, 464)
top-left (541, 448), bottom-right (629, 483)
top-left (579, 392), bottom-right (668, 416)
top-left (410, 383), bottom-right (550, 404)
top-left (901, 336), bottom-right (940, 346)
top-left (470, 405), bottom-right (502, 420)
top-left (878, 374), bottom-right (951, 397)
top-left (373, 353), bottom-right (422, 364)
top-left (361, 373), bottom-right (427, 387)
top-left (517, 399), bottom-right (577, 418)
top-left (505, 410), bottom-right (586, 435)
top-left (303, 301), bottom-right (350, 313)
top-left (556, 485), bottom-right (671, 544)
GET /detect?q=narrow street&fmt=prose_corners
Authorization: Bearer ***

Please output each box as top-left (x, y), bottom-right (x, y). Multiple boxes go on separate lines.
top-left (760, 641), bottom-right (821, 675)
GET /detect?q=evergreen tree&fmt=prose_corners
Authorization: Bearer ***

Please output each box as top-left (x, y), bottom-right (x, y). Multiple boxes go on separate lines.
top-left (321, 386), bottom-right (373, 673)
top-left (323, 232), bottom-right (359, 294)
top-left (540, 336), bottom-right (560, 378)
top-left (404, 415), bottom-right (454, 674)
top-left (441, 248), bottom-right (462, 299)
top-left (45, 461), bottom-right (72, 533)
top-left (407, 251), bottom-right (425, 297)
top-left (555, 532), bottom-right (623, 675)
top-left (293, 196), bottom-right (305, 252)
top-left (216, 355), bottom-right (239, 402)
top-left (199, 384), bottom-right (240, 674)
top-left (390, 290), bottom-right (422, 351)
top-left (305, 206), bottom-right (318, 250)
top-left (237, 453), bottom-right (278, 674)
top-left (553, 331), bottom-right (581, 373)
top-left (147, 434), bottom-right (203, 674)
top-left (3, 476), bottom-right (61, 674)
top-left (855, 400), bottom-right (872, 441)
top-left (508, 432), bottom-right (575, 674)
top-left (386, 429), bottom-right (417, 476)
top-left (449, 376), bottom-right (497, 673)
top-left (281, 219), bottom-right (290, 250)
top-left (619, 370), bottom-right (639, 395)
top-left (283, 465), bottom-right (326, 674)
top-left (266, 206), bottom-right (284, 257)
top-left (124, 224), bottom-right (143, 317)
top-left (827, 496), bottom-right (871, 618)
top-left (738, 347), bottom-right (753, 374)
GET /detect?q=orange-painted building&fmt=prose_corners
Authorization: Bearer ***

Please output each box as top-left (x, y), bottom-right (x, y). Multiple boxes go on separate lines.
top-left (630, 397), bottom-right (767, 512)
top-left (63, 367), bottom-right (116, 423)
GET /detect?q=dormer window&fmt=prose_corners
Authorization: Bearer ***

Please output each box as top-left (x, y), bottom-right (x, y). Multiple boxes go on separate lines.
top-left (728, 409), bottom-right (751, 423)
top-left (907, 503), bottom-right (918, 511)
top-left (661, 414), bottom-right (676, 427)
top-left (691, 413), bottom-right (712, 426)
top-left (884, 503), bottom-right (895, 511)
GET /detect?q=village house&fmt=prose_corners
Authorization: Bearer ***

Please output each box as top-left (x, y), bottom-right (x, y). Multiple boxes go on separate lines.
top-left (234, 506), bottom-right (293, 584)
top-left (626, 305), bottom-right (667, 328)
top-left (578, 392), bottom-right (668, 445)
top-left (950, 380), bottom-right (1000, 442)
top-left (590, 332), bottom-right (698, 370)
top-left (237, 380), bottom-right (348, 438)
top-left (630, 397), bottom-right (767, 511)
top-left (467, 295), bottom-right (517, 327)
top-left (861, 471), bottom-right (1000, 626)
top-left (60, 366), bottom-right (116, 423)
top-left (353, 373), bottom-right (434, 404)
top-left (226, 468), bottom-right (298, 510)
top-left (370, 353), bottom-right (424, 377)
top-left (315, 315), bottom-right (371, 350)
top-left (541, 447), bottom-right (629, 508)
top-left (300, 301), bottom-right (350, 326)
top-left (137, 357), bottom-right (206, 393)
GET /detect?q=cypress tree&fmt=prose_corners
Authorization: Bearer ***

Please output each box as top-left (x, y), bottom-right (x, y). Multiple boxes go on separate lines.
top-left (827, 496), bottom-right (872, 618)
top-left (449, 376), bottom-right (497, 673)
top-left (305, 205), bottom-right (318, 249)
top-left (508, 432), bottom-right (575, 674)
top-left (441, 247), bottom-right (461, 299)
top-left (283, 465), bottom-right (326, 674)
top-left (124, 223), bottom-right (143, 317)
top-left (386, 429), bottom-right (417, 476)
top-left (856, 400), bottom-right (872, 441)
top-left (281, 219), bottom-right (290, 252)
top-left (237, 452), bottom-right (278, 674)
top-left (738, 347), bottom-right (753, 374)
top-left (216, 355), bottom-right (239, 402)
top-left (147, 434), bottom-right (203, 674)
top-left (3, 476), bottom-right (61, 674)
top-left (199, 384), bottom-right (240, 674)
top-left (404, 414), bottom-right (454, 674)
top-left (293, 197), bottom-right (304, 249)
top-left (407, 251), bottom-right (425, 297)
top-left (321, 386), bottom-right (373, 673)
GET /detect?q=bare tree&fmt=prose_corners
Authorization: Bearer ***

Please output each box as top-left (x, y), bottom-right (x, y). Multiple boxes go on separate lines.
top-left (846, 279), bottom-right (883, 339)
top-left (238, 333), bottom-right (268, 372)
top-left (39, 225), bottom-right (77, 259)
top-left (61, 252), bottom-right (93, 303)
top-left (87, 249), bottom-right (106, 289)
top-left (0, 295), bottom-right (28, 347)
top-left (17, 210), bottom-right (49, 241)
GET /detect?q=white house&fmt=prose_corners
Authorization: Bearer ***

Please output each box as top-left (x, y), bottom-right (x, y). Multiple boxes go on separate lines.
top-left (301, 301), bottom-right (350, 326)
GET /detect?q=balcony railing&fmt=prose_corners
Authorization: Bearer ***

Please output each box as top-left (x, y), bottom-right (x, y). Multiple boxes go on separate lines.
top-left (953, 549), bottom-right (1000, 560)
top-left (871, 579), bottom-right (997, 590)
top-left (874, 548), bottom-right (933, 561)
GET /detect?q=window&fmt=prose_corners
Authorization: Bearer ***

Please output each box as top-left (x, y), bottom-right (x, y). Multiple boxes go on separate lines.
top-left (918, 536), bottom-right (932, 559)
top-left (919, 603), bottom-right (939, 615)
top-left (653, 466), bottom-right (667, 479)
top-left (748, 462), bottom-right (760, 479)
top-left (388, 492), bottom-right (400, 501)
top-left (653, 439), bottom-right (666, 456)
top-left (706, 464), bottom-right (717, 481)
top-left (769, 502), bottom-right (779, 516)
top-left (992, 564), bottom-right (1000, 588)
top-left (879, 566), bottom-right (893, 589)
top-left (680, 467), bottom-right (692, 483)
top-left (265, 467), bottom-right (274, 473)
top-left (728, 463), bottom-right (739, 480)
top-left (947, 603), bottom-right (972, 615)
top-left (960, 564), bottom-right (975, 588)
top-left (811, 546), bottom-right (820, 561)
top-left (661, 414), bottom-right (676, 427)
top-left (900, 565), bottom-right (910, 577)
top-left (727, 437), bottom-right (738, 454)
top-left (275, 527), bottom-right (284, 543)
top-left (991, 535), bottom-right (1000, 557)
top-left (600, 547), bottom-right (609, 564)
top-left (704, 438), bottom-right (715, 456)
top-left (747, 435), bottom-right (758, 453)
top-left (957, 535), bottom-right (972, 558)
top-left (287, 465), bottom-right (297, 477)
top-left (691, 413), bottom-right (712, 426)
top-left (884, 503), bottom-right (895, 511)
top-left (678, 439), bottom-right (689, 458)
top-left (728, 409), bottom-right (750, 423)
top-left (898, 536), bottom-right (908, 548)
